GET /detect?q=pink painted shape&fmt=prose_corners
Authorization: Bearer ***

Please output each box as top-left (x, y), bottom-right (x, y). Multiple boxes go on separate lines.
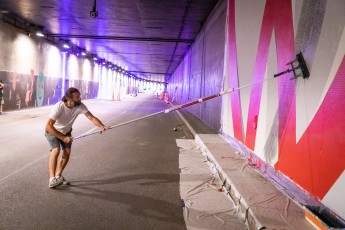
top-left (245, 0), bottom-right (294, 150)
top-left (227, 0), bottom-right (244, 142)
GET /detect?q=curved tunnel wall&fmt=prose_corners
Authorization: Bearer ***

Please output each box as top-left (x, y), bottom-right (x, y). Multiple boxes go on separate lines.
top-left (0, 20), bottom-right (143, 109)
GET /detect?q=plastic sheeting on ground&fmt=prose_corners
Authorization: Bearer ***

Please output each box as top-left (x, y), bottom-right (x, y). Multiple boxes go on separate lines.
top-left (177, 139), bottom-right (247, 230)
top-left (195, 134), bottom-right (315, 230)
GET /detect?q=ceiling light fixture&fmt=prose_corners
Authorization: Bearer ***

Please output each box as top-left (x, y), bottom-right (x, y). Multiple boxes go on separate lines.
top-left (81, 50), bottom-right (87, 56)
top-left (35, 27), bottom-right (44, 37)
top-left (62, 40), bottom-right (70, 49)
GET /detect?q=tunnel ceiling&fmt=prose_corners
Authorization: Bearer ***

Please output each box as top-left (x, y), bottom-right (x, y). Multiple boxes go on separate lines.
top-left (0, 0), bottom-right (219, 82)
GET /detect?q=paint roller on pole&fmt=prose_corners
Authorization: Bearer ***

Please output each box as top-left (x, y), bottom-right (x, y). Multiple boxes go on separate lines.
top-left (73, 52), bottom-right (309, 141)
top-left (274, 52), bottom-right (310, 79)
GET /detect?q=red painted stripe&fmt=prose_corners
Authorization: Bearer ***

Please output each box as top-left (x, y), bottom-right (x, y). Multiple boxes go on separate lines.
top-left (227, 0), bottom-right (244, 142)
top-left (245, 0), bottom-right (294, 150)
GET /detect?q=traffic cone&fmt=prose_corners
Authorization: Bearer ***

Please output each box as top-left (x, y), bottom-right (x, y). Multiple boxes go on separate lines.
top-left (117, 91), bottom-right (121, 101)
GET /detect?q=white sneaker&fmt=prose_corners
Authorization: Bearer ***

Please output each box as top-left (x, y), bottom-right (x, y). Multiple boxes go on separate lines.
top-left (49, 177), bottom-right (63, 188)
top-left (57, 176), bottom-right (69, 185)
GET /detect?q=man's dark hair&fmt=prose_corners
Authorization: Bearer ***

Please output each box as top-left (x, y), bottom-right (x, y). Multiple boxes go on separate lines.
top-left (62, 87), bottom-right (80, 102)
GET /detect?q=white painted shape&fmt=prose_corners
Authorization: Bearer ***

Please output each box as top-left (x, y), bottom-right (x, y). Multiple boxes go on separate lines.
top-left (322, 171), bottom-right (345, 220)
top-left (254, 64), bottom-right (268, 161)
top-left (292, 0), bottom-right (303, 38)
top-left (235, 0), bottom-right (266, 136)
top-left (220, 76), bottom-right (235, 137)
top-left (296, 1), bottom-right (345, 141)
top-left (221, 36), bottom-right (235, 137)
top-left (255, 31), bottom-right (279, 166)
top-left (265, 34), bottom-right (279, 166)
top-left (320, 26), bottom-right (345, 109)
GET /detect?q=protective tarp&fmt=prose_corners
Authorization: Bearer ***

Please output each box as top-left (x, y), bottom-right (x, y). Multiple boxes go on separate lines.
top-left (177, 139), bottom-right (247, 230)
top-left (195, 134), bottom-right (315, 230)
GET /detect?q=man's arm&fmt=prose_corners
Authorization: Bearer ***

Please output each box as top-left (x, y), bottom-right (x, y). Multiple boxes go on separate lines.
top-left (84, 111), bottom-right (107, 131)
top-left (45, 118), bottom-right (71, 143)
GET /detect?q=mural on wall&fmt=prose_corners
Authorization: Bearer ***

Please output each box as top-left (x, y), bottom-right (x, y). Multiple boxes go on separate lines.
top-left (0, 70), bottom-right (99, 112)
top-left (141, 0), bottom-right (345, 220)
top-left (45, 76), bottom-right (62, 105)
top-left (226, 0), bottom-right (243, 142)
top-left (222, 0), bottom-right (345, 219)
top-left (26, 69), bottom-right (34, 108)
top-left (0, 71), bottom-right (34, 110)
top-left (36, 72), bottom-right (45, 107)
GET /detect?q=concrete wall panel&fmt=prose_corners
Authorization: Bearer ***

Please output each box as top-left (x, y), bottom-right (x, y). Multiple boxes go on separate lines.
top-left (168, 0), bottom-right (227, 132)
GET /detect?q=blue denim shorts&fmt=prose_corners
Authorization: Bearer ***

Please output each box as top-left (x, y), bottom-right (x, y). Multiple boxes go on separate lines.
top-left (45, 130), bottom-right (72, 150)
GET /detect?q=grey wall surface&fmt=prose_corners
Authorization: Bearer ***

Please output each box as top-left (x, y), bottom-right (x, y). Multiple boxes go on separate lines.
top-left (168, 0), bottom-right (227, 132)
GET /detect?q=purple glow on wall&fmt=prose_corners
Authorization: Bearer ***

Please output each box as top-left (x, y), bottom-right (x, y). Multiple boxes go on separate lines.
top-left (61, 52), bottom-right (67, 96)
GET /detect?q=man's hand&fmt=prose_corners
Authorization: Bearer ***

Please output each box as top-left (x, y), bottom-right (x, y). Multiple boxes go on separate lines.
top-left (62, 136), bottom-right (72, 143)
top-left (85, 111), bottom-right (108, 134)
top-left (99, 126), bottom-right (108, 134)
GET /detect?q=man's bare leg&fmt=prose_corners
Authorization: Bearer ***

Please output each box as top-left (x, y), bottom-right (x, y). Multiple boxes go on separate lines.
top-left (55, 148), bottom-right (71, 177)
top-left (49, 148), bottom-right (60, 178)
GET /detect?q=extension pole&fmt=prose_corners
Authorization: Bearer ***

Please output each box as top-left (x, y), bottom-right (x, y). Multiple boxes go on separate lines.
top-left (73, 76), bottom-right (276, 140)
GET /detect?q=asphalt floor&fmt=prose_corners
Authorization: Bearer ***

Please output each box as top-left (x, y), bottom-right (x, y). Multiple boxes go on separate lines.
top-left (0, 94), bottom-right (196, 230)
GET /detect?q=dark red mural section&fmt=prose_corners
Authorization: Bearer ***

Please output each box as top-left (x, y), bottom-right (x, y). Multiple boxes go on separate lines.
top-left (227, 0), bottom-right (244, 143)
top-left (0, 70), bottom-right (98, 112)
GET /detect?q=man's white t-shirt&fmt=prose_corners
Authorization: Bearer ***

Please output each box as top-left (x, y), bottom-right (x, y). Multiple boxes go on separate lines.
top-left (49, 101), bottom-right (89, 134)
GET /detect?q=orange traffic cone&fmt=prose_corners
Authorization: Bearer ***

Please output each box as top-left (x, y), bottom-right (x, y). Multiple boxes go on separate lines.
top-left (117, 91), bottom-right (121, 101)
